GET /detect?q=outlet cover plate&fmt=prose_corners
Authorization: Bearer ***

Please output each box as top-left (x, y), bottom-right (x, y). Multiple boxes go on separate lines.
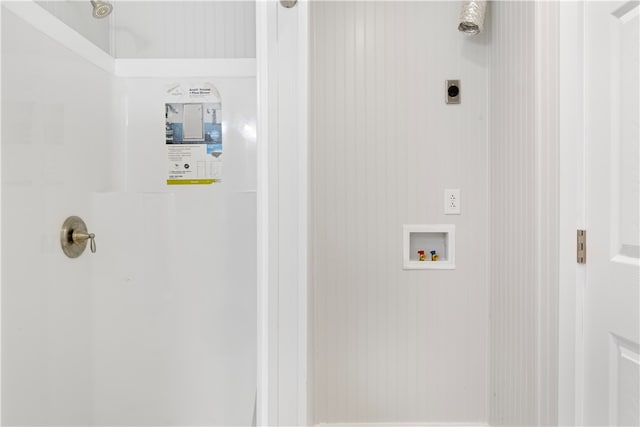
top-left (444, 189), bottom-right (460, 215)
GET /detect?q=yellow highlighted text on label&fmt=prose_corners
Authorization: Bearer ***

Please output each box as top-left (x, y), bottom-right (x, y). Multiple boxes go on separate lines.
top-left (166, 179), bottom-right (217, 185)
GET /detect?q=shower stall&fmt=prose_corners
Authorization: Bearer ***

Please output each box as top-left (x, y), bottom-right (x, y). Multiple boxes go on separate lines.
top-left (2, 1), bottom-right (257, 425)
top-left (2, 1), bottom-right (638, 427)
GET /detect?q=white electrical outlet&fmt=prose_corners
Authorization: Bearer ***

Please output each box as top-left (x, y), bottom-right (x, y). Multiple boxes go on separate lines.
top-left (444, 189), bottom-right (460, 214)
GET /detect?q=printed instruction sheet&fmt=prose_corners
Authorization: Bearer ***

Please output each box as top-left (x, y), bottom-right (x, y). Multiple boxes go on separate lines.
top-left (165, 82), bottom-right (222, 185)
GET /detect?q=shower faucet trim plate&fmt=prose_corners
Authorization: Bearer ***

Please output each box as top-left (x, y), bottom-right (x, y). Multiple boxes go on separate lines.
top-left (60, 215), bottom-right (96, 258)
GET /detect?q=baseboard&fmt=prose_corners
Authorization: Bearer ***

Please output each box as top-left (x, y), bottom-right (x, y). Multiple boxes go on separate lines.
top-left (315, 423), bottom-right (490, 427)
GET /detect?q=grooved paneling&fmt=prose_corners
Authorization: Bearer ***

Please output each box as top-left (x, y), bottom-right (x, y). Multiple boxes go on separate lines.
top-left (310, 2), bottom-right (489, 423)
top-left (112, 1), bottom-right (256, 59)
top-left (488, 3), bottom-right (561, 425)
top-left (534, 3), bottom-right (560, 425)
top-left (488, 2), bottom-right (538, 425)
top-left (36, 1), bottom-right (256, 59)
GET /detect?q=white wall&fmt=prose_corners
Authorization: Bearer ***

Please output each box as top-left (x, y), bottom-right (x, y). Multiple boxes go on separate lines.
top-left (488, 2), bottom-right (536, 424)
top-left (36, 0), bottom-right (112, 54)
top-left (534, 3), bottom-right (560, 425)
top-left (310, 1), bottom-right (489, 423)
top-left (112, 1), bottom-right (256, 59)
top-left (1, 7), bottom-right (120, 424)
top-left (488, 2), bottom-right (559, 426)
top-left (35, 1), bottom-right (256, 60)
top-left (488, 2), bottom-right (537, 425)
top-left (2, 4), bottom-right (257, 426)
top-left (109, 76), bottom-right (256, 425)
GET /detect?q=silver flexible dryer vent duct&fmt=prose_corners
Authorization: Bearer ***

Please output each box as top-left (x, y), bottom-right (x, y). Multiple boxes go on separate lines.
top-left (458, 0), bottom-right (487, 35)
top-left (90, 0), bottom-right (113, 19)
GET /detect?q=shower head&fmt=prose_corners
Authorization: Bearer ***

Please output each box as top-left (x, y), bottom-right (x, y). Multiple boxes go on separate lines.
top-left (90, 0), bottom-right (113, 19)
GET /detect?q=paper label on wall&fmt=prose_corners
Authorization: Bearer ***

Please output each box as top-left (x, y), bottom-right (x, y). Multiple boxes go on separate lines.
top-left (165, 82), bottom-right (222, 185)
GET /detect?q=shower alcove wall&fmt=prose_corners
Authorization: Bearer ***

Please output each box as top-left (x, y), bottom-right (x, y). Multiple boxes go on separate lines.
top-left (1, 2), bottom-right (259, 425)
top-left (307, 1), bottom-right (562, 427)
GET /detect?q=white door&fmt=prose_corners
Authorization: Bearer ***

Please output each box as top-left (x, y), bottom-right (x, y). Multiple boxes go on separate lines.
top-left (183, 103), bottom-right (204, 141)
top-left (583, 1), bottom-right (640, 426)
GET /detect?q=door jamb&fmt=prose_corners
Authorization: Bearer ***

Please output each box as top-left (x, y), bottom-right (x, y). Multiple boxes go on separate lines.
top-left (557, 2), bottom-right (586, 425)
top-left (256, 1), bottom-right (309, 426)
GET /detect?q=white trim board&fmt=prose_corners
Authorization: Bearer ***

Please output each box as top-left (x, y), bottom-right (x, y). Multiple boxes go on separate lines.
top-left (259, 2), bottom-right (309, 425)
top-left (557, 2), bottom-right (585, 426)
top-left (315, 424), bottom-right (490, 427)
top-left (255, 2), bottom-right (271, 426)
top-left (0, 3), bottom-right (3, 424)
top-left (295, 2), bottom-right (310, 426)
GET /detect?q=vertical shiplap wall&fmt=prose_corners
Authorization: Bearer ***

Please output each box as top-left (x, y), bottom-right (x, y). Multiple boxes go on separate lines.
top-left (310, 2), bottom-right (489, 423)
top-left (36, 1), bottom-right (256, 59)
top-left (489, 2), bottom-right (561, 425)
top-left (534, 3), bottom-right (560, 425)
top-left (112, 1), bottom-right (256, 59)
top-left (488, 2), bottom-right (545, 425)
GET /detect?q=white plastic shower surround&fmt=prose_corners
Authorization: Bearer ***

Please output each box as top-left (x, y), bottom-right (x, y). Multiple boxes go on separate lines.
top-left (1, 1), bottom-right (259, 426)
